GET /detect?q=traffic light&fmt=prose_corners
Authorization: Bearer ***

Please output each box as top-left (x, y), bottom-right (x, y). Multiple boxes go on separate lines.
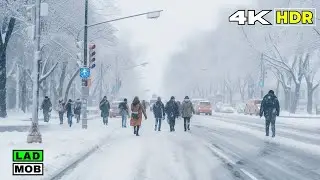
top-left (89, 43), bottom-right (96, 69)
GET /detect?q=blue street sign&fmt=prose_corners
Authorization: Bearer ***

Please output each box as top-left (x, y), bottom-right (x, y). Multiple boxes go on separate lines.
top-left (259, 80), bottom-right (264, 87)
top-left (80, 67), bottom-right (90, 79)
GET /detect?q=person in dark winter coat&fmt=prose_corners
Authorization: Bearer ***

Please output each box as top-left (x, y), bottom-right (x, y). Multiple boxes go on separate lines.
top-left (41, 96), bottom-right (52, 122)
top-left (58, 100), bottom-right (65, 124)
top-left (74, 98), bottom-right (82, 123)
top-left (152, 97), bottom-right (165, 131)
top-left (260, 90), bottom-right (280, 137)
top-left (181, 96), bottom-right (195, 131)
top-left (65, 99), bottom-right (74, 127)
top-left (100, 96), bottom-right (110, 125)
top-left (165, 96), bottom-right (180, 132)
top-left (118, 98), bottom-right (129, 128)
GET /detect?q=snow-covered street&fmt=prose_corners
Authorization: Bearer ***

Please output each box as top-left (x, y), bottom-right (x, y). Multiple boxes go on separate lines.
top-left (58, 113), bottom-right (320, 180)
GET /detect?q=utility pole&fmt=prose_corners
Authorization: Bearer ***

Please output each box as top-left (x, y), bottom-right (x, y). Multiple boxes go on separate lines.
top-left (27, 0), bottom-right (42, 143)
top-left (260, 54), bottom-right (265, 98)
top-left (99, 62), bottom-right (103, 100)
top-left (81, 0), bottom-right (89, 129)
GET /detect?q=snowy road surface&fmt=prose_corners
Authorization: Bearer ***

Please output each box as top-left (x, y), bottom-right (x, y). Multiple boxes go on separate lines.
top-left (61, 114), bottom-right (320, 180)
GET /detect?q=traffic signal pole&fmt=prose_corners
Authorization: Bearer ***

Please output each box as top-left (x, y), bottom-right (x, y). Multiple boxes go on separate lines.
top-left (81, 0), bottom-right (89, 129)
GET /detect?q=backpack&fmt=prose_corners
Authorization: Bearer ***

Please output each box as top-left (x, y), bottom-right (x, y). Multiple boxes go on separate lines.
top-left (264, 95), bottom-right (275, 108)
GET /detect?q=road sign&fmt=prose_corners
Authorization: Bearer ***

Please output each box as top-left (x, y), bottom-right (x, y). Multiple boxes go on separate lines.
top-left (259, 80), bottom-right (264, 87)
top-left (80, 67), bottom-right (90, 79)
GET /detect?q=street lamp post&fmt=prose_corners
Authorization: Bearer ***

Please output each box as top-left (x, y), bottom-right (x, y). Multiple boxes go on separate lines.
top-left (80, 7), bottom-right (162, 129)
top-left (27, 0), bottom-right (42, 143)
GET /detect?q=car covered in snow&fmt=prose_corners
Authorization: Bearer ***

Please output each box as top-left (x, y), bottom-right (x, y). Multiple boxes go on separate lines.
top-left (236, 103), bottom-right (246, 113)
top-left (220, 104), bottom-right (235, 113)
top-left (244, 99), bottom-right (262, 116)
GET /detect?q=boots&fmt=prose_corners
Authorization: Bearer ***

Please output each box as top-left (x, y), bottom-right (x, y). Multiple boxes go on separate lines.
top-left (134, 126), bottom-right (137, 134)
top-left (184, 124), bottom-right (187, 131)
top-left (136, 125), bottom-right (140, 136)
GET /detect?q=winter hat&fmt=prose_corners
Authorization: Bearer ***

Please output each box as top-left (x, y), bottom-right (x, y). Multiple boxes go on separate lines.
top-left (124, 98), bottom-right (127, 102)
top-left (184, 96), bottom-right (189, 99)
top-left (268, 90), bottom-right (274, 94)
top-left (170, 96), bottom-right (175, 100)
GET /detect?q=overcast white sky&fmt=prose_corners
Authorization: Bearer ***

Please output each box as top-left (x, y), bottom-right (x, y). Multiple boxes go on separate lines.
top-left (109, 0), bottom-right (255, 98)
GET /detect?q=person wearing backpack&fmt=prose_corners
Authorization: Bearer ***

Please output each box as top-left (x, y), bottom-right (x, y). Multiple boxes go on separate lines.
top-left (99, 96), bottom-right (111, 125)
top-left (74, 98), bottom-right (82, 123)
top-left (152, 97), bottom-right (165, 131)
top-left (260, 90), bottom-right (280, 137)
top-left (165, 96), bottom-right (180, 132)
top-left (118, 98), bottom-right (129, 128)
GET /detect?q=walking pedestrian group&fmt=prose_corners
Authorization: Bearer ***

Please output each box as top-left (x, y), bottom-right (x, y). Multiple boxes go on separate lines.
top-left (41, 89), bottom-right (281, 138)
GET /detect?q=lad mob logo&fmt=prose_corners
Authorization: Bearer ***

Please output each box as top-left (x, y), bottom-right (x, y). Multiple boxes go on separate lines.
top-left (229, 8), bottom-right (316, 26)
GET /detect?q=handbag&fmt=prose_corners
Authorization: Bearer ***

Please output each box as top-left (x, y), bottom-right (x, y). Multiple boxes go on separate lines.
top-left (131, 112), bottom-right (139, 120)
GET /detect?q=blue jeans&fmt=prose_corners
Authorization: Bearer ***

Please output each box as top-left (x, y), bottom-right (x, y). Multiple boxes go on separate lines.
top-left (121, 114), bottom-right (127, 127)
top-left (155, 118), bottom-right (162, 131)
top-left (103, 117), bottom-right (108, 125)
top-left (68, 114), bottom-right (73, 127)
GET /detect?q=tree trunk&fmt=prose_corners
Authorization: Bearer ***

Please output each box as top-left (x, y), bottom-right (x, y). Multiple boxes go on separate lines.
top-left (0, 52), bottom-right (7, 117)
top-left (275, 79), bottom-right (279, 96)
top-left (15, 65), bottom-right (20, 111)
top-left (21, 70), bottom-right (27, 113)
top-left (64, 68), bottom-right (80, 102)
top-left (284, 89), bottom-right (290, 111)
top-left (229, 90), bottom-right (233, 104)
top-left (290, 83), bottom-right (301, 114)
top-left (0, 17), bottom-right (16, 118)
top-left (307, 85), bottom-right (313, 114)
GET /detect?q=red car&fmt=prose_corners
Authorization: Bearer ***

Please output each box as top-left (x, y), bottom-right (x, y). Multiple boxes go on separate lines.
top-left (195, 101), bottom-right (212, 115)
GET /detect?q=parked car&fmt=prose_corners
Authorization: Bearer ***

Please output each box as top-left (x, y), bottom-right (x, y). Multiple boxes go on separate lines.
top-left (109, 101), bottom-right (122, 118)
top-left (220, 104), bottom-right (235, 113)
top-left (195, 100), bottom-right (212, 115)
top-left (236, 103), bottom-right (246, 113)
top-left (244, 99), bottom-right (262, 116)
top-left (214, 102), bottom-right (223, 112)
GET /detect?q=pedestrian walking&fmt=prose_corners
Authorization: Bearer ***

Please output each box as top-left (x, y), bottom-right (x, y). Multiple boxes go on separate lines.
top-left (58, 100), bottom-right (65, 124)
top-left (118, 98), bottom-right (129, 128)
top-left (181, 96), bottom-right (195, 131)
top-left (65, 99), bottom-right (74, 127)
top-left (41, 96), bottom-right (52, 122)
top-left (260, 90), bottom-right (280, 137)
top-left (130, 96), bottom-right (147, 136)
top-left (74, 98), bottom-right (82, 123)
top-left (152, 97), bottom-right (165, 131)
top-left (99, 96), bottom-right (110, 125)
top-left (165, 96), bottom-right (180, 132)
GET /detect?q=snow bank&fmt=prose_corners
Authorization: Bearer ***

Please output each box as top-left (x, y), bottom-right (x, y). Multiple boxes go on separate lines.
top-left (0, 118), bottom-right (119, 180)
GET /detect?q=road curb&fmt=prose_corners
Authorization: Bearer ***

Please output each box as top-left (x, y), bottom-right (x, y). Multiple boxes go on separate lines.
top-left (46, 127), bottom-right (119, 180)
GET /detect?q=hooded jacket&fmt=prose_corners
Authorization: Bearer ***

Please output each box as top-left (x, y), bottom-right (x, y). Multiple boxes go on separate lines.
top-left (181, 99), bottom-right (195, 118)
top-left (153, 100), bottom-right (165, 118)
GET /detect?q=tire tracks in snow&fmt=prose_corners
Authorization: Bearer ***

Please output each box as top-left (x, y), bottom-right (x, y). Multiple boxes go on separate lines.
top-left (206, 115), bottom-right (320, 145)
top-left (190, 123), bottom-right (320, 180)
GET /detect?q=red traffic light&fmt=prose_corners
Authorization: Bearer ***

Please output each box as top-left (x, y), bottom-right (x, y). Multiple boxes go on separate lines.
top-left (89, 43), bottom-right (96, 49)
